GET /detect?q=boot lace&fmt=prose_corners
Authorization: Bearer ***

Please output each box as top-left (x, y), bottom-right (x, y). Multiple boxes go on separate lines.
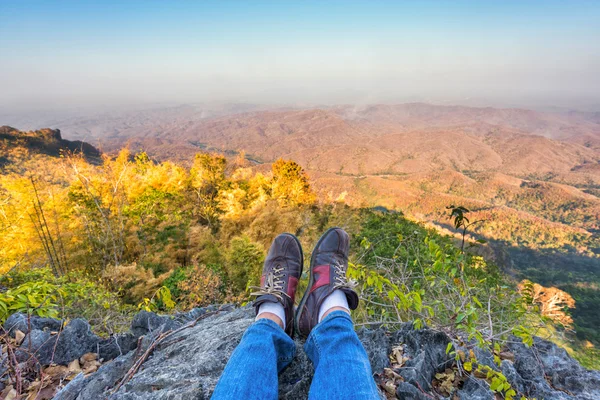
top-left (250, 265), bottom-right (290, 302)
top-left (332, 262), bottom-right (358, 290)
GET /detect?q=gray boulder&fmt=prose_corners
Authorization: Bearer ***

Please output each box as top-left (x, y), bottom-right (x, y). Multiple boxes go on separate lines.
top-left (3, 313), bottom-right (61, 337)
top-left (16, 318), bottom-right (100, 366)
top-left (54, 306), bottom-right (388, 399)
top-left (391, 323), bottom-right (454, 392)
top-left (130, 310), bottom-right (182, 337)
top-left (395, 381), bottom-right (429, 400)
top-left (458, 376), bottom-right (494, 400)
top-left (507, 336), bottom-right (600, 400)
top-left (98, 333), bottom-right (139, 361)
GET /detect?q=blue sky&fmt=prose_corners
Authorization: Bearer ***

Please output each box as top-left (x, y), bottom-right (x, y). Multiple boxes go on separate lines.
top-left (1, 1), bottom-right (599, 109)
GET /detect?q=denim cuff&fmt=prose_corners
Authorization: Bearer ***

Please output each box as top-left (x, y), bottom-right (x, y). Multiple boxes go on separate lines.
top-left (253, 316), bottom-right (286, 332)
top-left (307, 310), bottom-right (353, 341)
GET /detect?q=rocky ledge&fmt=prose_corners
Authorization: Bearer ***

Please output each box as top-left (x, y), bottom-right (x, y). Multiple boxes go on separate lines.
top-left (1, 305), bottom-right (599, 399)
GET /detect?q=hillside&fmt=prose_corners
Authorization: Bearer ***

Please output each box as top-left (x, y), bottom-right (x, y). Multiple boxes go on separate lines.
top-left (1, 131), bottom-right (599, 399)
top-left (24, 103), bottom-right (598, 344)
top-left (0, 126), bottom-right (101, 167)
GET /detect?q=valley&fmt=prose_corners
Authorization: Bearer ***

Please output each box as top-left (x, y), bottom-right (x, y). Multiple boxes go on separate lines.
top-left (3, 103), bottom-right (600, 344)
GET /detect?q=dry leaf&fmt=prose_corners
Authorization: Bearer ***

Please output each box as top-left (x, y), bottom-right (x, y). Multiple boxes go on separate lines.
top-left (499, 351), bottom-right (515, 362)
top-left (44, 365), bottom-right (70, 380)
top-left (434, 369), bottom-right (456, 396)
top-left (383, 368), bottom-right (401, 379)
top-left (83, 363), bottom-right (99, 374)
top-left (27, 385), bottom-right (57, 400)
top-left (14, 330), bottom-right (25, 345)
top-left (68, 359), bottom-right (82, 374)
top-left (80, 352), bottom-right (97, 363)
top-left (383, 380), bottom-right (396, 395)
top-left (1, 385), bottom-right (17, 400)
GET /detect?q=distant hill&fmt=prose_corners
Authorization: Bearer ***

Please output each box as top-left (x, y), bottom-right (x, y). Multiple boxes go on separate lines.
top-left (3, 105), bottom-right (599, 343)
top-left (47, 104), bottom-right (596, 181)
top-left (0, 125), bottom-right (101, 167)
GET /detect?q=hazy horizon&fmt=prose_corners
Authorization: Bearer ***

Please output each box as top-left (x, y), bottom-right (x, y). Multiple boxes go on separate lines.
top-left (2, 1), bottom-right (600, 112)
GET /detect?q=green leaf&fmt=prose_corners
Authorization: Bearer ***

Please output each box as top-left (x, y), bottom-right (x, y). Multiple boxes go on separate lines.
top-left (463, 361), bottom-right (472, 372)
top-left (413, 292), bottom-right (422, 312)
top-left (445, 342), bottom-right (453, 354)
top-left (490, 377), bottom-right (501, 392)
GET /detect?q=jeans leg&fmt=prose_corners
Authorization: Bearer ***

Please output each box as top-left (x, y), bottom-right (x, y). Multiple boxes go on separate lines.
top-left (211, 318), bottom-right (295, 400)
top-left (304, 311), bottom-right (380, 400)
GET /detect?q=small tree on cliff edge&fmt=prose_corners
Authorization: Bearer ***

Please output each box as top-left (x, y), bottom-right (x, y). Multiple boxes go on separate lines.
top-left (447, 205), bottom-right (484, 252)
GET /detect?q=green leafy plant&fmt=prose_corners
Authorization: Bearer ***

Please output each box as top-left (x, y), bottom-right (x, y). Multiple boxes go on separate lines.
top-left (446, 205), bottom-right (484, 252)
top-left (0, 280), bottom-right (62, 321)
top-left (138, 286), bottom-right (176, 312)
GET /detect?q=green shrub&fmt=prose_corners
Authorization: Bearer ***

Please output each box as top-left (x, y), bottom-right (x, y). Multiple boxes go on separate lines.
top-left (163, 267), bottom-right (188, 299)
top-left (348, 211), bottom-right (534, 350)
top-left (0, 267), bottom-right (132, 334)
top-left (225, 235), bottom-right (265, 293)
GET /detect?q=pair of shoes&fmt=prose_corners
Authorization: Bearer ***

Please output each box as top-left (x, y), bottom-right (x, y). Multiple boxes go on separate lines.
top-left (251, 227), bottom-right (359, 338)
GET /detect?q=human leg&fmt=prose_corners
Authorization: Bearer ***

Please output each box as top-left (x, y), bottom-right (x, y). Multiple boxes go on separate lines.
top-left (211, 318), bottom-right (295, 400)
top-left (295, 227), bottom-right (379, 399)
top-left (212, 232), bottom-right (304, 399)
top-left (304, 310), bottom-right (379, 399)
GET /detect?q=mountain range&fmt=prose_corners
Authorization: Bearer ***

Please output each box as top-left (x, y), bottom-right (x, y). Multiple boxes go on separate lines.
top-left (3, 103), bottom-right (599, 342)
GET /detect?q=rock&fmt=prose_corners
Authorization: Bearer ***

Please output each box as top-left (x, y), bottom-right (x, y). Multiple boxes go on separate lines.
top-left (105, 308), bottom-right (255, 399)
top-left (5, 306), bottom-right (600, 400)
top-left (358, 328), bottom-right (391, 373)
top-left (130, 310), bottom-right (182, 337)
top-left (395, 381), bottom-right (429, 400)
top-left (0, 349), bottom-right (6, 391)
top-left (458, 376), bottom-right (494, 400)
top-left (506, 338), bottom-right (544, 382)
top-left (279, 341), bottom-right (314, 399)
top-left (509, 337), bottom-right (600, 400)
top-left (16, 329), bottom-right (54, 364)
top-left (74, 335), bottom-right (156, 400)
top-left (53, 319), bottom-right (99, 365)
top-left (98, 333), bottom-right (138, 361)
top-left (53, 373), bottom-right (86, 400)
top-left (16, 319), bottom-right (99, 366)
top-left (501, 359), bottom-right (525, 394)
top-left (66, 306), bottom-right (389, 399)
top-left (277, 327), bottom-right (389, 399)
top-left (3, 313), bottom-right (61, 337)
top-left (391, 323), bottom-right (453, 392)
top-left (472, 347), bottom-right (498, 371)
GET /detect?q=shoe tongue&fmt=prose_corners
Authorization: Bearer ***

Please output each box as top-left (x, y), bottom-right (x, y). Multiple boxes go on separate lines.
top-left (268, 255), bottom-right (287, 264)
top-left (314, 252), bottom-right (344, 268)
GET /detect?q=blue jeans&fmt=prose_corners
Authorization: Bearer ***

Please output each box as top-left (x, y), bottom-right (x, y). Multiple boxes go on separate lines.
top-left (211, 311), bottom-right (380, 400)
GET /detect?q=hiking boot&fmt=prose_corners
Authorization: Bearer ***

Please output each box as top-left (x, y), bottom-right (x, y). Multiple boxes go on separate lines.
top-left (295, 227), bottom-right (359, 337)
top-left (251, 233), bottom-right (303, 337)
